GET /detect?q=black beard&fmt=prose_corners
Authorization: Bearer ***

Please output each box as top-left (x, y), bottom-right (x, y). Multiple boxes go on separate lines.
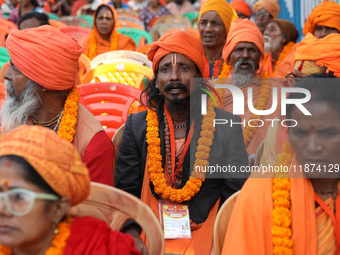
top-left (166, 96), bottom-right (190, 116)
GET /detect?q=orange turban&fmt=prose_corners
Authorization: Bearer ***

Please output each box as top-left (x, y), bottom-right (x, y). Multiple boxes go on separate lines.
top-left (253, 0), bottom-right (280, 18)
top-left (6, 25), bottom-right (83, 91)
top-left (198, 0), bottom-right (237, 36)
top-left (303, 0), bottom-right (340, 35)
top-left (147, 29), bottom-right (204, 74)
top-left (222, 19), bottom-right (264, 75)
top-left (0, 125), bottom-right (90, 206)
top-left (294, 33), bottom-right (340, 77)
top-left (230, 0), bottom-right (252, 18)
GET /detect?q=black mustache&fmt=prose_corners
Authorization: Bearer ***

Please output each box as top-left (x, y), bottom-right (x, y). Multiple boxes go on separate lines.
top-left (164, 82), bottom-right (188, 93)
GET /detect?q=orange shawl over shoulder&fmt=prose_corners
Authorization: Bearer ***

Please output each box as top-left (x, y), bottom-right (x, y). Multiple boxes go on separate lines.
top-left (81, 4), bottom-right (136, 60)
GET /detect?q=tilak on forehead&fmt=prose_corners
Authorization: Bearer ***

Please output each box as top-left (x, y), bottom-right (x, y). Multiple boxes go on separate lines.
top-left (1, 179), bottom-right (10, 186)
top-left (172, 53), bottom-right (177, 66)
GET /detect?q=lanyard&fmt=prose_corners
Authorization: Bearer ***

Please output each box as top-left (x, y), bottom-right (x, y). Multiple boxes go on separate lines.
top-left (164, 104), bottom-right (194, 184)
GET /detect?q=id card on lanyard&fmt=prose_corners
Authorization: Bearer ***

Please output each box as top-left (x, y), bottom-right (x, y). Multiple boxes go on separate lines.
top-left (159, 200), bottom-right (192, 239)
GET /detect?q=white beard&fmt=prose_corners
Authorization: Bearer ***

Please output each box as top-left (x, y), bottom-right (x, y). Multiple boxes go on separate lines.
top-left (264, 35), bottom-right (283, 54)
top-left (231, 59), bottom-right (256, 87)
top-left (1, 79), bottom-right (41, 133)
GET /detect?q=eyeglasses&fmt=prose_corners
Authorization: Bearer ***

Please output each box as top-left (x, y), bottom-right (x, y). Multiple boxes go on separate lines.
top-left (0, 188), bottom-right (59, 216)
top-left (254, 12), bottom-right (271, 18)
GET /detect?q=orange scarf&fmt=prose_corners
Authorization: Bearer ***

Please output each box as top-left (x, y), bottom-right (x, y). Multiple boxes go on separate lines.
top-left (88, 29), bottom-right (118, 60)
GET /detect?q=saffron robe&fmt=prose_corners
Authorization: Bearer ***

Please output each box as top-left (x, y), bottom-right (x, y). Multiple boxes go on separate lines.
top-left (221, 169), bottom-right (340, 255)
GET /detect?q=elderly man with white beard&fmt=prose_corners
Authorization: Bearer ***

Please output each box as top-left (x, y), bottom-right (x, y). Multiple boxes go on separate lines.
top-left (0, 25), bottom-right (115, 186)
top-left (217, 18), bottom-right (282, 160)
top-left (263, 19), bottom-right (299, 77)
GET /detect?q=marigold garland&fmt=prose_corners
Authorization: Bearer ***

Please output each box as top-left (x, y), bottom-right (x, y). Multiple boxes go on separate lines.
top-left (263, 42), bottom-right (295, 77)
top-left (272, 141), bottom-right (294, 255)
top-left (272, 42), bottom-right (295, 76)
top-left (57, 86), bottom-right (79, 143)
top-left (89, 29), bottom-right (118, 60)
top-left (146, 90), bottom-right (222, 203)
top-left (218, 66), bottom-right (271, 147)
top-left (0, 216), bottom-right (73, 255)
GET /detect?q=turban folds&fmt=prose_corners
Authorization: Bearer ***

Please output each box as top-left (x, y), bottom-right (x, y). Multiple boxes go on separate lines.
top-left (222, 19), bottom-right (264, 75)
top-left (253, 0), bottom-right (280, 18)
top-left (147, 29), bottom-right (204, 74)
top-left (294, 33), bottom-right (340, 77)
top-left (198, 0), bottom-right (237, 36)
top-left (6, 25), bottom-right (83, 91)
top-left (0, 125), bottom-right (90, 206)
top-left (268, 19), bottom-right (299, 43)
top-left (230, 0), bottom-right (252, 18)
top-left (303, 0), bottom-right (340, 35)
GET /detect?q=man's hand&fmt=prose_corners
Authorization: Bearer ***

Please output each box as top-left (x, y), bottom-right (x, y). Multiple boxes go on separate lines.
top-left (125, 226), bottom-right (149, 255)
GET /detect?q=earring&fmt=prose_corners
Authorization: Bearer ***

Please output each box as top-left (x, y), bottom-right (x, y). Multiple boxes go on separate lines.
top-left (52, 222), bottom-right (59, 234)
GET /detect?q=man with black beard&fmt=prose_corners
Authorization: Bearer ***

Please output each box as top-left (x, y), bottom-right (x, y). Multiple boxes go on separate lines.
top-left (115, 29), bottom-right (249, 255)
top-left (219, 19), bottom-right (282, 158)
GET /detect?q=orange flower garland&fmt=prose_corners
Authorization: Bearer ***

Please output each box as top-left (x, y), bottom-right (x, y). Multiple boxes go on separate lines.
top-left (0, 216), bottom-right (73, 255)
top-left (272, 141), bottom-right (294, 255)
top-left (218, 66), bottom-right (271, 147)
top-left (263, 42), bottom-right (295, 77)
top-left (146, 92), bottom-right (219, 203)
top-left (57, 86), bottom-right (79, 143)
top-left (88, 30), bottom-right (118, 60)
top-left (272, 42), bottom-right (295, 76)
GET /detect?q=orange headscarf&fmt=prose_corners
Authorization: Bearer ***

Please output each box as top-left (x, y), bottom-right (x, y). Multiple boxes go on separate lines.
top-left (303, 0), bottom-right (340, 36)
top-left (0, 125), bottom-right (90, 206)
top-left (253, 0), bottom-right (280, 18)
top-left (294, 33), bottom-right (340, 77)
top-left (6, 25), bottom-right (83, 91)
top-left (230, 0), bottom-right (252, 18)
top-left (198, 0), bottom-right (237, 36)
top-left (222, 19), bottom-right (264, 75)
top-left (88, 4), bottom-right (119, 60)
top-left (147, 29), bottom-right (204, 74)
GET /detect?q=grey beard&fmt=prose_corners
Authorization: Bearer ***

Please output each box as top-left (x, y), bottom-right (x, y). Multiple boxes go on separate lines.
top-left (231, 59), bottom-right (256, 87)
top-left (1, 79), bottom-right (41, 132)
top-left (264, 35), bottom-right (283, 54)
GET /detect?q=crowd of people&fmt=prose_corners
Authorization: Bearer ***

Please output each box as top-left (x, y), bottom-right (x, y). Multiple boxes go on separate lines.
top-left (0, 0), bottom-right (340, 254)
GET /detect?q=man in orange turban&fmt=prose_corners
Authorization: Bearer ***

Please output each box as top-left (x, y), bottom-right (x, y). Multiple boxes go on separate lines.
top-left (230, 0), bottom-right (252, 19)
top-left (303, 0), bottom-right (340, 39)
top-left (219, 18), bottom-right (282, 157)
top-left (1, 25), bottom-right (114, 187)
top-left (0, 125), bottom-right (141, 255)
top-left (273, 1), bottom-right (340, 78)
top-left (222, 77), bottom-right (340, 255)
top-left (115, 29), bottom-right (249, 255)
top-left (253, 0), bottom-right (280, 33)
top-left (198, 0), bottom-right (237, 78)
top-left (260, 33), bottom-right (340, 169)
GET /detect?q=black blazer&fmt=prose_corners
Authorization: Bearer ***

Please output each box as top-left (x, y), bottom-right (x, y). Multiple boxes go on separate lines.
top-left (115, 104), bottom-right (249, 224)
